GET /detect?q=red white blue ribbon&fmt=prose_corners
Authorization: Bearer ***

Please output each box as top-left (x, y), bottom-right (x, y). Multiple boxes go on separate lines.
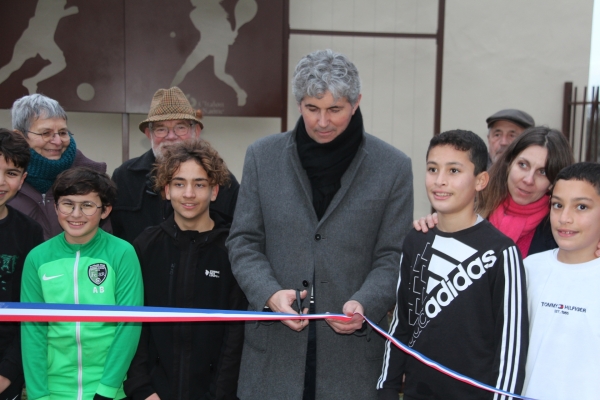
top-left (0, 302), bottom-right (349, 323)
top-left (0, 303), bottom-right (534, 400)
top-left (365, 316), bottom-right (535, 400)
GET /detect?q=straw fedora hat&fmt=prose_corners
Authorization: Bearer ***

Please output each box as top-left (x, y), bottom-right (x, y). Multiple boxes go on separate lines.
top-left (139, 87), bottom-right (204, 132)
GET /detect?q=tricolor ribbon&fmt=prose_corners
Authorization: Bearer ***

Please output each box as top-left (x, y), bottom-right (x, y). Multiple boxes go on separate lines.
top-left (0, 303), bottom-right (534, 400)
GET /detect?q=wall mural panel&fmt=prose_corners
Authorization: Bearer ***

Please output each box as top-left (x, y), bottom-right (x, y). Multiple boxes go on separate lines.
top-left (0, 0), bottom-right (284, 117)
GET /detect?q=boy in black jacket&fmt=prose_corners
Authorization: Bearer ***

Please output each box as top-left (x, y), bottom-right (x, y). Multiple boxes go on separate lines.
top-left (0, 128), bottom-right (43, 400)
top-left (124, 139), bottom-right (246, 400)
top-left (377, 130), bottom-right (528, 400)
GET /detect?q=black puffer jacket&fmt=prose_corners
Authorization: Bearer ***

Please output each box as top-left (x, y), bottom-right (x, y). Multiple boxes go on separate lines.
top-left (124, 212), bottom-right (247, 400)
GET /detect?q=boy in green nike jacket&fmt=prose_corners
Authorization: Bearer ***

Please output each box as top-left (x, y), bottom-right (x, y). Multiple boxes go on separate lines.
top-left (21, 167), bottom-right (143, 400)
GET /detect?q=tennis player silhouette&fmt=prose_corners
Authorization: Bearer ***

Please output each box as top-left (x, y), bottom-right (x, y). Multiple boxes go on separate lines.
top-left (171, 0), bottom-right (258, 106)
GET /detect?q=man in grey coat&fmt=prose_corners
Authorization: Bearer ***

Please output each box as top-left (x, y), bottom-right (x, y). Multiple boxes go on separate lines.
top-left (226, 49), bottom-right (413, 399)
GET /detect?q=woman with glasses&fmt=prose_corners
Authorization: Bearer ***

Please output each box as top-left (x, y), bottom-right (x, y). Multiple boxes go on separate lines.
top-left (8, 93), bottom-right (108, 240)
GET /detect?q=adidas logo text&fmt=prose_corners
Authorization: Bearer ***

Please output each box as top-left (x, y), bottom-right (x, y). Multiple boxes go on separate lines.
top-left (425, 250), bottom-right (496, 318)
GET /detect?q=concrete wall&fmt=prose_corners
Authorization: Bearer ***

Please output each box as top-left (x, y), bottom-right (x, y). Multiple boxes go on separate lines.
top-left (0, 0), bottom-right (593, 219)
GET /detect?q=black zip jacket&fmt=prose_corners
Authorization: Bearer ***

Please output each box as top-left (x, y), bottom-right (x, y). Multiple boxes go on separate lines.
top-left (124, 211), bottom-right (247, 400)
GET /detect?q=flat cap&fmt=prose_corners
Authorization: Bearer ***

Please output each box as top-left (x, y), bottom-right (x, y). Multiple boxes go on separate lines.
top-left (486, 109), bottom-right (535, 129)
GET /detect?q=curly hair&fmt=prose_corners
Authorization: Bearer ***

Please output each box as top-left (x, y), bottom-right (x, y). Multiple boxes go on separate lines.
top-left (152, 139), bottom-right (230, 199)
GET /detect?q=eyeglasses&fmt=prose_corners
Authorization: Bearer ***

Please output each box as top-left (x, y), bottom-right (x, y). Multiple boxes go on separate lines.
top-left (27, 130), bottom-right (71, 142)
top-left (57, 200), bottom-right (102, 216)
top-left (150, 123), bottom-right (195, 138)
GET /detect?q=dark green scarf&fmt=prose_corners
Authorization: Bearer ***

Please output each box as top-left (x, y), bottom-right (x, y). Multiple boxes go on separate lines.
top-left (25, 136), bottom-right (77, 194)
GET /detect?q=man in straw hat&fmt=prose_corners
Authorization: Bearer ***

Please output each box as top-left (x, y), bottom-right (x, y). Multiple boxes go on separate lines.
top-left (111, 87), bottom-right (239, 243)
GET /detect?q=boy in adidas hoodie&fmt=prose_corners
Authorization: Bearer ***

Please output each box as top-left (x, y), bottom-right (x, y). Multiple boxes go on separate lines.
top-left (124, 139), bottom-right (246, 400)
top-left (21, 167), bottom-right (143, 400)
top-left (377, 130), bottom-right (528, 399)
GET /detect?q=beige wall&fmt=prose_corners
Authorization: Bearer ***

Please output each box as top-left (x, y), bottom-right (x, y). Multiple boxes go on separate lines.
top-left (0, 0), bottom-right (593, 219)
top-left (441, 2), bottom-right (593, 130)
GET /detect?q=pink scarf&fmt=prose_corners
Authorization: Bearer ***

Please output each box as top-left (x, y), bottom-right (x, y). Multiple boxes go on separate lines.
top-left (488, 194), bottom-right (550, 257)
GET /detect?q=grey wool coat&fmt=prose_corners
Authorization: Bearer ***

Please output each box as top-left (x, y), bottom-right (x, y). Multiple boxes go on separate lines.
top-left (226, 128), bottom-right (413, 399)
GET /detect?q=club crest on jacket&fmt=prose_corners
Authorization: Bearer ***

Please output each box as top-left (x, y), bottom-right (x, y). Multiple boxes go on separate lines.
top-left (88, 263), bottom-right (108, 285)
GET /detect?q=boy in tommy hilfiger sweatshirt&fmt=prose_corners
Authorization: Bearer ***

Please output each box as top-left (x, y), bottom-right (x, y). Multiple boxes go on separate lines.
top-left (21, 167), bottom-right (143, 400)
top-left (523, 162), bottom-right (600, 399)
top-left (377, 130), bottom-right (528, 400)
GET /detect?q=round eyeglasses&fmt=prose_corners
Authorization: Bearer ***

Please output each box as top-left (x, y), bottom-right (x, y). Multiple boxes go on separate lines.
top-left (57, 200), bottom-right (102, 216)
top-left (150, 123), bottom-right (195, 138)
top-left (27, 130), bottom-right (71, 142)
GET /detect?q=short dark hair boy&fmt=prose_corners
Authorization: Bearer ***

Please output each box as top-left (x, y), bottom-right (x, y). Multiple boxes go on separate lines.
top-left (0, 128), bottom-right (42, 400)
top-left (554, 161), bottom-right (600, 194)
top-left (52, 167), bottom-right (117, 211)
top-left (523, 162), bottom-right (600, 398)
top-left (426, 129), bottom-right (489, 175)
top-left (378, 130), bottom-right (528, 399)
top-left (125, 139), bottom-right (247, 400)
top-left (21, 166), bottom-right (143, 400)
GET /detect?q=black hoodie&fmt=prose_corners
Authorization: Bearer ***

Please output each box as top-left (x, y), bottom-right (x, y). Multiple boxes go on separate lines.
top-left (124, 211), bottom-right (247, 400)
top-left (0, 207), bottom-right (43, 387)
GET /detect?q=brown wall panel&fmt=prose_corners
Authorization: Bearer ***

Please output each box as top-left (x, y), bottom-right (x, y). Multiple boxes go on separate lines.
top-left (0, 0), bottom-right (284, 117)
top-left (0, 0), bottom-right (125, 112)
top-left (125, 0), bottom-right (284, 116)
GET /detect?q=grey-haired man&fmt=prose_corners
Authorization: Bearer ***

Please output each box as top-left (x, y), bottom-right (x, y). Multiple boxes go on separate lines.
top-left (227, 49), bottom-right (413, 399)
top-left (111, 87), bottom-right (239, 243)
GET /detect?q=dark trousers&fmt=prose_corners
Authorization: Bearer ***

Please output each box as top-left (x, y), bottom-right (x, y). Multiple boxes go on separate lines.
top-left (303, 303), bottom-right (317, 400)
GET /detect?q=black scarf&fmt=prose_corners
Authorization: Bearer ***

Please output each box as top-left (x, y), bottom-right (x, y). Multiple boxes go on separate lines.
top-left (296, 107), bottom-right (364, 220)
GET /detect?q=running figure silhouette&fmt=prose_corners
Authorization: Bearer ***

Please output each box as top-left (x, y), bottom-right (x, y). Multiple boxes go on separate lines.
top-left (171, 0), bottom-right (258, 106)
top-left (0, 0), bottom-right (78, 94)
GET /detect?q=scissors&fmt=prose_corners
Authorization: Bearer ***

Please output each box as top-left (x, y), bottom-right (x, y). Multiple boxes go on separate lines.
top-left (296, 289), bottom-right (303, 316)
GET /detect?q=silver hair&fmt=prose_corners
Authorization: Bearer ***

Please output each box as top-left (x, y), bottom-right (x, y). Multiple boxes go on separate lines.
top-left (292, 49), bottom-right (361, 105)
top-left (11, 94), bottom-right (68, 135)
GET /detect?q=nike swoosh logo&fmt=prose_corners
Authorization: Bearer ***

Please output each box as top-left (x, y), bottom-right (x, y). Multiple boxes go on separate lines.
top-left (42, 274), bottom-right (64, 281)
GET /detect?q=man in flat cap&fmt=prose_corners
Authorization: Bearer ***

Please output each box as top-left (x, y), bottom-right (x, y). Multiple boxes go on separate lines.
top-left (111, 87), bottom-right (239, 243)
top-left (486, 108), bottom-right (535, 166)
